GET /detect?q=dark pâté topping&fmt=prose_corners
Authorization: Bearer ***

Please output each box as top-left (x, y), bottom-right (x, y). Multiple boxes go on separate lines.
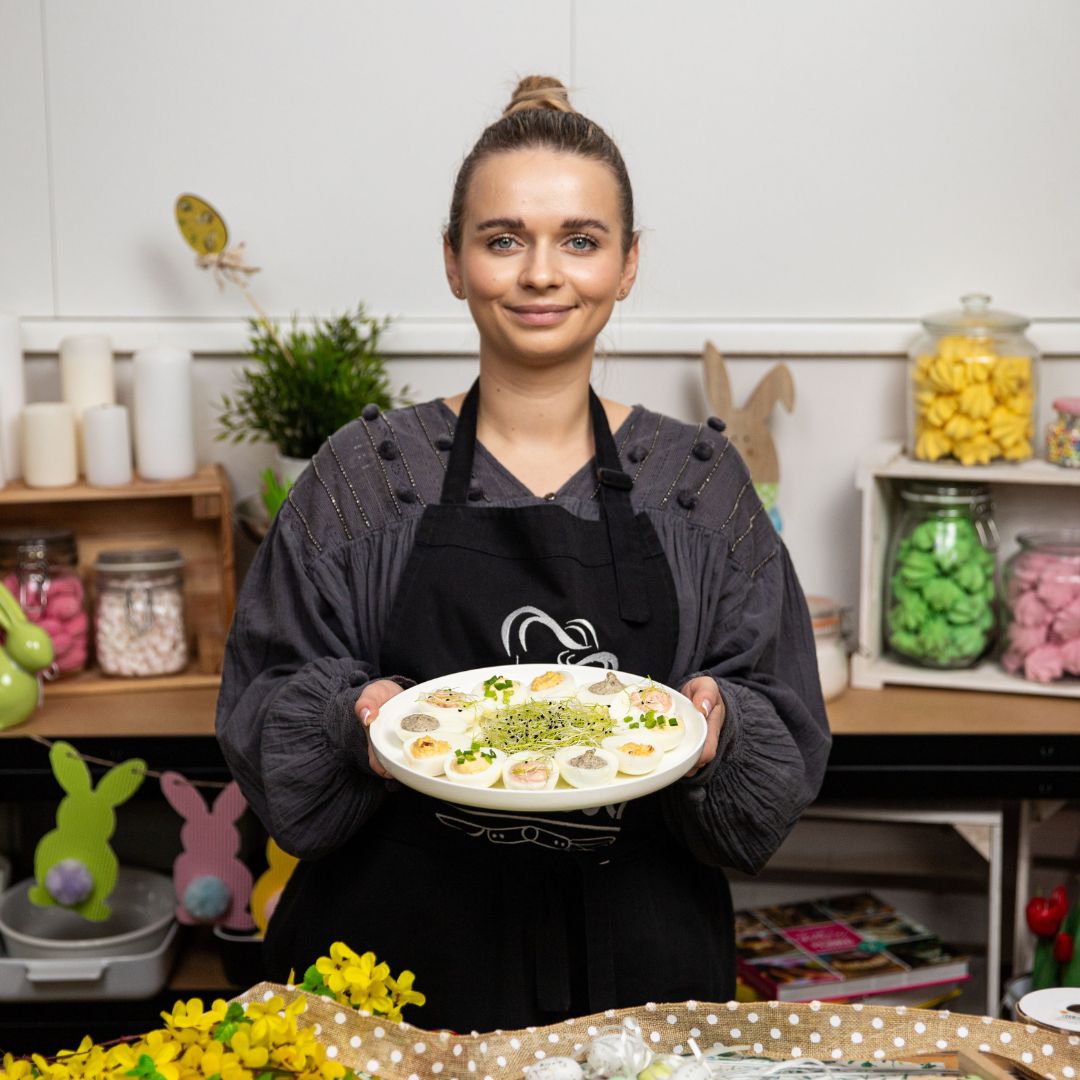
top-left (569, 749), bottom-right (607, 770)
top-left (401, 713), bottom-right (439, 733)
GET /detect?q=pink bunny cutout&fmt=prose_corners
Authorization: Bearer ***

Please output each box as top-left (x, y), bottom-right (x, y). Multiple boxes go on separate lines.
top-left (160, 771), bottom-right (255, 930)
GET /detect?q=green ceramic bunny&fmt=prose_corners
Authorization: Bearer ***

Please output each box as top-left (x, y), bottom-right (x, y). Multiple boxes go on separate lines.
top-left (0, 581), bottom-right (54, 730)
top-left (30, 740), bottom-right (145, 921)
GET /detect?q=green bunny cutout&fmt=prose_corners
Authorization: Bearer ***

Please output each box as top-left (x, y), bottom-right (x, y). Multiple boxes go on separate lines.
top-left (30, 741), bottom-right (146, 921)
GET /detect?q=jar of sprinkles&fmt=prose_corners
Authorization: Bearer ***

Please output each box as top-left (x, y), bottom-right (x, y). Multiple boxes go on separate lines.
top-left (1047, 396), bottom-right (1080, 468)
top-left (93, 548), bottom-right (187, 677)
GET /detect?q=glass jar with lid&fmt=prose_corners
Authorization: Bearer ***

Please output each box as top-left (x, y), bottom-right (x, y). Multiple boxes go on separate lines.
top-left (908, 293), bottom-right (1039, 465)
top-left (0, 527), bottom-right (87, 674)
top-left (93, 548), bottom-right (187, 677)
top-left (806, 595), bottom-right (849, 701)
top-left (883, 481), bottom-right (998, 668)
top-left (1047, 397), bottom-right (1080, 468)
top-left (1001, 531), bottom-right (1080, 684)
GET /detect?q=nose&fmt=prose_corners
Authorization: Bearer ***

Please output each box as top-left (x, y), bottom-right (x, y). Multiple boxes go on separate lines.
top-left (519, 239), bottom-right (564, 291)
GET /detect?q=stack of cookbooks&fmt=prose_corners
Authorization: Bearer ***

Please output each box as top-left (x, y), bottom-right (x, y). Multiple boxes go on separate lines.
top-left (734, 892), bottom-right (969, 1005)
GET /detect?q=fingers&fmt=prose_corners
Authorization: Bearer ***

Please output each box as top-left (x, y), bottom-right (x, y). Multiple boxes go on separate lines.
top-left (679, 675), bottom-right (726, 777)
top-left (355, 678), bottom-right (405, 780)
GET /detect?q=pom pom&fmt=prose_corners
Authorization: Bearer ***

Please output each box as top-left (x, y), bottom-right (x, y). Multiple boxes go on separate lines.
top-left (397, 488), bottom-right (417, 504)
top-left (627, 443), bottom-right (647, 464)
top-left (434, 434), bottom-right (454, 451)
top-left (45, 858), bottom-right (94, 906)
top-left (467, 485), bottom-right (485, 502)
top-left (182, 874), bottom-right (232, 922)
top-left (377, 439), bottom-right (398, 461)
top-left (691, 441), bottom-right (715, 461)
top-left (676, 488), bottom-right (699, 510)
top-left (361, 403), bottom-right (381, 421)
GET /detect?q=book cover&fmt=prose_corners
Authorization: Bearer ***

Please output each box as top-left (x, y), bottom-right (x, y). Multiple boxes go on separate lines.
top-left (734, 892), bottom-right (969, 1003)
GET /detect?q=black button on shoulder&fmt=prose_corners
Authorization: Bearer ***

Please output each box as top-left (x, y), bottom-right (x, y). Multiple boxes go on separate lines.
top-left (676, 488), bottom-right (699, 510)
top-left (707, 416), bottom-right (727, 432)
top-left (361, 403), bottom-right (381, 421)
top-left (378, 439), bottom-right (398, 461)
top-left (692, 440), bottom-right (715, 461)
top-left (627, 443), bottom-right (647, 464)
top-left (467, 485), bottom-right (485, 501)
top-left (435, 434), bottom-right (454, 452)
top-left (397, 488), bottom-right (417, 504)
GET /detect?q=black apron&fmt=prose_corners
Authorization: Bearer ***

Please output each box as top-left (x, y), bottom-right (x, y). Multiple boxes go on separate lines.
top-left (264, 383), bottom-right (735, 1031)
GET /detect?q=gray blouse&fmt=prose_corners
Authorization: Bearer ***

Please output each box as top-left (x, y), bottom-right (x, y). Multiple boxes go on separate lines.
top-left (215, 398), bottom-right (831, 872)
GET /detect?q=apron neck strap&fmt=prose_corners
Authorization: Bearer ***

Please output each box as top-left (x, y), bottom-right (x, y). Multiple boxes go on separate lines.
top-left (441, 378), bottom-right (650, 624)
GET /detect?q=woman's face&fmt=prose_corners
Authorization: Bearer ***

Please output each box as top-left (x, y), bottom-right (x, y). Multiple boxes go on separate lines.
top-left (445, 148), bottom-right (638, 369)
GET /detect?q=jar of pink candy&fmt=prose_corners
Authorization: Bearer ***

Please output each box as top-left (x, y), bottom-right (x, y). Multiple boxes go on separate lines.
top-left (0, 527), bottom-right (88, 674)
top-left (1001, 531), bottom-right (1080, 684)
top-left (93, 549), bottom-right (187, 677)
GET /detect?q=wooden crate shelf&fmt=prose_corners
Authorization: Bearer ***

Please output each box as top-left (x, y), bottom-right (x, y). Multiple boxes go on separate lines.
top-left (0, 465), bottom-right (235, 692)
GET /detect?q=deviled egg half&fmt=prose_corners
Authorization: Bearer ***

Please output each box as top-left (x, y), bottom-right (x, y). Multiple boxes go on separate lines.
top-left (575, 671), bottom-right (631, 719)
top-left (443, 746), bottom-right (505, 787)
top-left (413, 688), bottom-right (480, 732)
top-left (601, 734), bottom-right (664, 776)
top-left (617, 708), bottom-right (685, 752)
top-left (472, 673), bottom-right (528, 712)
top-left (554, 745), bottom-right (619, 788)
top-left (502, 751), bottom-right (560, 792)
top-left (528, 669), bottom-right (578, 700)
top-left (395, 711), bottom-right (445, 744)
top-left (402, 732), bottom-right (472, 777)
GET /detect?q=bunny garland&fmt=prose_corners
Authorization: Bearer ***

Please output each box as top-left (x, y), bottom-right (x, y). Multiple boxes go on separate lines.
top-left (29, 740), bottom-right (145, 921)
top-left (160, 771), bottom-right (256, 930)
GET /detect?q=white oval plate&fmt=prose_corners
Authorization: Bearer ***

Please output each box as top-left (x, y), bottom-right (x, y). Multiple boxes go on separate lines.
top-left (369, 664), bottom-right (706, 812)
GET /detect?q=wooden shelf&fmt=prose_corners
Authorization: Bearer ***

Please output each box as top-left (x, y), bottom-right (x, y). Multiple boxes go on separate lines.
top-left (0, 466), bottom-right (228, 505)
top-left (43, 662), bottom-right (220, 699)
top-left (826, 684), bottom-right (1080, 735)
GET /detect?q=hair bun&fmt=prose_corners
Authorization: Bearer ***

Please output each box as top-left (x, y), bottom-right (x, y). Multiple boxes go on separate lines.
top-left (502, 75), bottom-right (575, 118)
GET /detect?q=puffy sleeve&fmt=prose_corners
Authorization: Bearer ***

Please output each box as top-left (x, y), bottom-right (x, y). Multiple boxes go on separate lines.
top-left (215, 503), bottom-right (390, 861)
top-left (646, 439), bottom-right (831, 874)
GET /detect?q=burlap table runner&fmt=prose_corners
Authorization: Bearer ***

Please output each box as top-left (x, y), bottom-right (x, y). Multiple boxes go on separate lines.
top-left (234, 983), bottom-right (1080, 1079)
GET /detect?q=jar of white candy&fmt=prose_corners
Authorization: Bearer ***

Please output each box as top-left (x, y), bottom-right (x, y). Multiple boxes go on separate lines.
top-left (93, 548), bottom-right (187, 676)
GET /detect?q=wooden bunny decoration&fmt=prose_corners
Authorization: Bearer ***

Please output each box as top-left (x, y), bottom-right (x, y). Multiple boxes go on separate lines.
top-left (0, 581), bottom-right (54, 730)
top-left (703, 341), bottom-right (795, 532)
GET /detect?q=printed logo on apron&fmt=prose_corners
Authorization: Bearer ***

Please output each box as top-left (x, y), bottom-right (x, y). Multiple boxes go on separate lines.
top-left (500, 604), bottom-right (619, 668)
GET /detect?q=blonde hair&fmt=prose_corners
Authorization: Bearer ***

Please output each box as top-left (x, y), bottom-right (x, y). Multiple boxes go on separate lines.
top-left (445, 75), bottom-right (636, 257)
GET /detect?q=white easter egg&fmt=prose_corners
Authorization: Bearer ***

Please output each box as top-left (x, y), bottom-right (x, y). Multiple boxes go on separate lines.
top-left (522, 1057), bottom-right (584, 1080)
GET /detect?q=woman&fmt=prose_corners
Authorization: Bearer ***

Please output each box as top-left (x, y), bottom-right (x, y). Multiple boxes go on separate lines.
top-left (216, 75), bottom-right (830, 1032)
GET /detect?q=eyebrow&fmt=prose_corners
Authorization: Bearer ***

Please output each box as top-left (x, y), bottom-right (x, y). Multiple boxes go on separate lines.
top-left (474, 216), bottom-right (610, 234)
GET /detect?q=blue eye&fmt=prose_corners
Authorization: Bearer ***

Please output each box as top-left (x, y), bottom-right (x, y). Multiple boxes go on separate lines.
top-left (569, 234), bottom-right (599, 251)
top-left (488, 235), bottom-right (517, 251)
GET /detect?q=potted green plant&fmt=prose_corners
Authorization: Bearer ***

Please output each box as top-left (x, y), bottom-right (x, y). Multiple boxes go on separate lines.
top-left (218, 304), bottom-right (406, 520)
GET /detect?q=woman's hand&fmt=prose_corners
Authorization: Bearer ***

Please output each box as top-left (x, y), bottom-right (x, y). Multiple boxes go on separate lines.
top-left (679, 675), bottom-right (726, 777)
top-left (355, 678), bottom-right (407, 778)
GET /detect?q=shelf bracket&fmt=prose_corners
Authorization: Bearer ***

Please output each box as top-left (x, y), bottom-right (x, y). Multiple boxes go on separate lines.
top-left (952, 822), bottom-right (993, 863)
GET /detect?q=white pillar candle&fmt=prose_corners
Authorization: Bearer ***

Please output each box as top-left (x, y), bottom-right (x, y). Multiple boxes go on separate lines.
top-left (0, 313), bottom-right (26, 480)
top-left (83, 403), bottom-right (133, 486)
top-left (21, 402), bottom-right (77, 488)
top-left (60, 334), bottom-right (115, 472)
top-left (132, 346), bottom-right (196, 480)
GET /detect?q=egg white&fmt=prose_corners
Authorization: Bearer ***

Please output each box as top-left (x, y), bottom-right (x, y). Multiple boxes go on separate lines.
top-left (443, 745), bottom-right (505, 787)
top-left (413, 688), bottom-right (481, 732)
top-left (527, 670), bottom-right (578, 700)
top-left (501, 751), bottom-right (560, 792)
top-left (471, 674), bottom-right (528, 713)
top-left (402, 732), bottom-right (472, 777)
top-left (394, 711), bottom-right (446, 744)
top-left (554, 745), bottom-right (619, 788)
top-left (617, 709), bottom-right (686, 751)
top-left (601, 734), bottom-right (664, 775)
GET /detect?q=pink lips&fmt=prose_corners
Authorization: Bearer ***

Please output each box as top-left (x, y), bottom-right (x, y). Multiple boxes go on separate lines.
top-left (508, 305), bottom-right (574, 326)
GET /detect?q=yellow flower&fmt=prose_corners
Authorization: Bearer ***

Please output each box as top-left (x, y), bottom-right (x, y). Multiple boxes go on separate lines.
top-left (162, 998), bottom-right (229, 1034)
top-left (227, 1029), bottom-right (269, 1070)
top-left (389, 969), bottom-right (427, 1014)
top-left (1, 1054), bottom-right (33, 1080)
